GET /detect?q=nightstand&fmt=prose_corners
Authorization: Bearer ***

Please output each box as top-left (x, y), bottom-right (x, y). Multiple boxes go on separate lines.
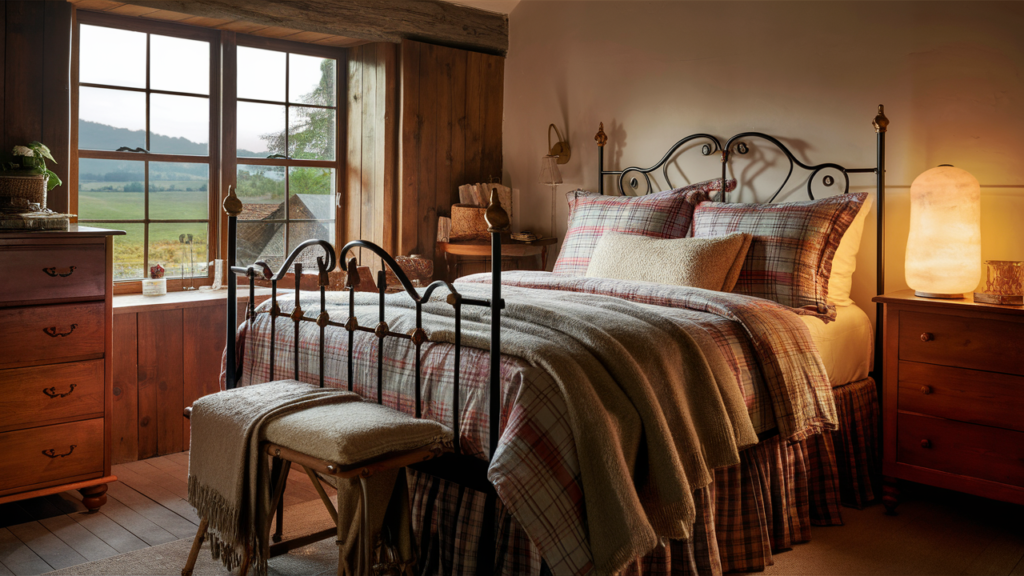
top-left (872, 290), bottom-right (1024, 513)
top-left (437, 237), bottom-right (558, 281)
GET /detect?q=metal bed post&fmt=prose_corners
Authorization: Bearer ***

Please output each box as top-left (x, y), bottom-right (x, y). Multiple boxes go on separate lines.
top-left (872, 105), bottom-right (889, 383)
top-left (224, 186), bottom-right (242, 390)
top-left (596, 122), bottom-right (607, 195)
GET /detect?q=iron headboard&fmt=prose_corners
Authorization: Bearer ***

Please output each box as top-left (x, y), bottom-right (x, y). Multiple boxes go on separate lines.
top-left (595, 105), bottom-right (889, 378)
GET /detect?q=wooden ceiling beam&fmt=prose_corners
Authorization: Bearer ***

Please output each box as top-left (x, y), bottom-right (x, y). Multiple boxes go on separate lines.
top-left (111, 0), bottom-right (509, 55)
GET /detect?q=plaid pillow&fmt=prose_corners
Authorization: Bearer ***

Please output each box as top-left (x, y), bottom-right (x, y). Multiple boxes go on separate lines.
top-left (553, 179), bottom-right (736, 276)
top-left (692, 193), bottom-right (866, 319)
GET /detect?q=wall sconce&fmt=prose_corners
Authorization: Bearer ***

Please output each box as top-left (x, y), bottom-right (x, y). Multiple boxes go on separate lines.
top-left (905, 164), bottom-right (981, 299)
top-left (548, 124), bottom-right (570, 164)
top-left (541, 154), bottom-right (563, 239)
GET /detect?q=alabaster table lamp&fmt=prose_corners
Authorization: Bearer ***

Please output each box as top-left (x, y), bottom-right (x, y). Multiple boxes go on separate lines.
top-left (905, 165), bottom-right (981, 299)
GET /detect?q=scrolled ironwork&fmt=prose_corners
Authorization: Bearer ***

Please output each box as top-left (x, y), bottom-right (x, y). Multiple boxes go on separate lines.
top-left (339, 240), bottom-right (464, 306)
top-left (231, 239), bottom-right (336, 281)
top-left (723, 132), bottom-right (852, 202)
top-left (609, 133), bottom-right (722, 195)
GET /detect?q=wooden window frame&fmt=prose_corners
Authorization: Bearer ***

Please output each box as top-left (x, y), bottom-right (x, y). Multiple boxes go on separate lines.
top-left (222, 34), bottom-right (346, 269)
top-left (75, 11), bottom-right (222, 294)
top-left (72, 12), bottom-right (347, 294)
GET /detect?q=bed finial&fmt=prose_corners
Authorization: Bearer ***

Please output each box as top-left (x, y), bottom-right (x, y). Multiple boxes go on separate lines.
top-left (595, 123), bottom-right (608, 147)
top-left (484, 186), bottom-right (510, 232)
top-left (344, 257), bottom-right (360, 289)
top-left (223, 184), bottom-right (243, 217)
top-left (873, 105), bottom-right (889, 133)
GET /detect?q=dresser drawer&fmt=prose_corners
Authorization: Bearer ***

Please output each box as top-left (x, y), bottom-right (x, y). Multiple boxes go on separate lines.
top-left (0, 303), bottom-right (105, 368)
top-left (0, 244), bottom-right (106, 305)
top-left (0, 360), bottom-right (105, 432)
top-left (898, 361), bottom-right (1024, 432)
top-left (899, 310), bottom-right (1024, 376)
top-left (897, 413), bottom-right (1024, 487)
top-left (0, 418), bottom-right (104, 493)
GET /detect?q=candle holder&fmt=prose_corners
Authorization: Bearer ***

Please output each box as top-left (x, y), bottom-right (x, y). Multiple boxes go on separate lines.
top-left (974, 260), bottom-right (1023, 306)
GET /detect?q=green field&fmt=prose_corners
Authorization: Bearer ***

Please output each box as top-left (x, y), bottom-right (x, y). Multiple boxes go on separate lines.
top-left (79, 190), bottom-right (210, 280)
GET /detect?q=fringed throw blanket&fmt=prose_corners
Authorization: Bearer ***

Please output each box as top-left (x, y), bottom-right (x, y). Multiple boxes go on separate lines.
top-left (187, 381), bottom-right (358, 576)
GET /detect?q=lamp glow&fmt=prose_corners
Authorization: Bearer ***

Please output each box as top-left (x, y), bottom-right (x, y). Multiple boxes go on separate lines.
top-left (904, 165), bottom-right (981, 299)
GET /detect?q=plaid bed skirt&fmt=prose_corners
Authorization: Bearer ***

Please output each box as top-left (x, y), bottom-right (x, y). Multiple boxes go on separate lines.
top-left (408, 377), bottom-right (878, 575)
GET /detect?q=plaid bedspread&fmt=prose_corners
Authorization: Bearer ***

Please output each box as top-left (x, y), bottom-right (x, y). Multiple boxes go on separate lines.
top-left (235, 271), bottom-right (836, 574)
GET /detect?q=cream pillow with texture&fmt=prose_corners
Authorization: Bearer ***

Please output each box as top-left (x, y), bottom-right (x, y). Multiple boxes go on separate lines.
top-left (828, 194), bottom-right (873, 306)
top-left (585, 232), bottom-right (752, 292)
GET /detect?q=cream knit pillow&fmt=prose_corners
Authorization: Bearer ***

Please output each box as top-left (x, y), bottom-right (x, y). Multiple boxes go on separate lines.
top-left (585, 232), bottom-right (752, 292)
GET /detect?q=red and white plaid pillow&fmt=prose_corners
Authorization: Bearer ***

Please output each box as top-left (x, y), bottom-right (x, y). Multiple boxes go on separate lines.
top-left (552, 179), bottom-right (737, 276)
top-left (692, 193), bottom-right (867, 319)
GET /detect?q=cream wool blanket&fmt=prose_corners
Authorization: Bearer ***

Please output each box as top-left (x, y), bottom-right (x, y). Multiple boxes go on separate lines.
top-left (355, 283), bottom-right (759, 575)
top-left (187, 381), bottom-right (359, 576)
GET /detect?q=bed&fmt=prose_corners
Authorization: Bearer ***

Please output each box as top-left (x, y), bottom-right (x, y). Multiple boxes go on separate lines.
top-left (219, 107), bottom-right (889, 575)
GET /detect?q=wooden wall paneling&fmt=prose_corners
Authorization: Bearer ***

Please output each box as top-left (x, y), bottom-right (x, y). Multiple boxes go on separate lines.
top-left (136, 309), bottom-right (183, 458)
top-left (432, 45), bottom-right (454, 282)
top-left (417, 43), bottom-right (438, 273)
top-left (399, 40), bottom-right (421, 257)
top-left (360, 45), bottom-right (377, 270)
top-left (346, 45), bottom-right (365, 267)
top-left (450, 50), bottom-right (467, 209)
top-left (4, 2), bottom-right (45, 151)
top-left (464, 51), bottom-right (485, 197)
top-left (182, 304), bottom-right (227, 449)
top-left (0, 3), bottom-right (6, 146)
top-left (481, 52), bottom-right (504, 184)
top-left (69, 7), bottom-right (79, 221)
top-left (378, 42), bottom-right (398, 256)
top-left (41, 1), bottom-right (73, 214)
top-left (111, 313), bottom-right (139, 464)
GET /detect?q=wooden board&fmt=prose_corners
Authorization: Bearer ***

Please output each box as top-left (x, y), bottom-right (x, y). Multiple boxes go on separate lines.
top-left (182, 304), bottom-right (227, 448)
top-left (137, 309), bottom-right (184, 458)
top-left (111, 314), bottom-right (138, 464)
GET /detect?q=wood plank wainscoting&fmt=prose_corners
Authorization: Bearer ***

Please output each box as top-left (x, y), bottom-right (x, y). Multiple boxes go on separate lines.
top-left (110, 290), bottom-right (269, 463)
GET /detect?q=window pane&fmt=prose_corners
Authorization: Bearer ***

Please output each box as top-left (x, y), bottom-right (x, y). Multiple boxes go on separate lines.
top-left (289, 54), bottom-right (335, 106)
top-left (150, 34), bottom-right (209, 95)
top-left (237, 221), bottom-right (284, 269)
top-left (87, 222), bottom-right (144, 280)
top-left (77, 159), bottom-right (145, 220)
top-left (237, 164), bottom-right (285, 207)
top-left (150, 222), bottom-right (209, 279)
top-left (238, 46), bottom-right (285, 102)
top-left (288, 167), bottom-right (335, 219)
top-left (289, 222), bottom-right (335, 260)
top-left (237, 102), bottom-right (285, 158)
top-left (150, 94), bottom-right (209, 155)
top-left (79, 25), bottom-right (146, 89)
top-left (150, 162), bottom-right (208, 220)
top-left (288, 107), bottom-right (335, 160)
top-left (79, 87), bottom-right (146, 151)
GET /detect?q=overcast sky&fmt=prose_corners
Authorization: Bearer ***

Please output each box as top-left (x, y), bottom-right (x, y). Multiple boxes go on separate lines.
top-left (79, 24), bottom-right (332, 154)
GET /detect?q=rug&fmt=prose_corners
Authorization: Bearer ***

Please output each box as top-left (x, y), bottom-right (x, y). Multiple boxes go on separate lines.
top-left (44, 499), bottom-right (339, 576)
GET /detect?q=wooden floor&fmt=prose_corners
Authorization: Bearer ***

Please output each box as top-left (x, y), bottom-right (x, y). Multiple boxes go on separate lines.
top-left (0, 452), bottom-right (332, 575)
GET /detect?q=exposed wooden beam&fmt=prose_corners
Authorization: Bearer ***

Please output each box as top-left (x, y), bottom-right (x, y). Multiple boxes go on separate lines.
top-left (110, 0), bottom-right (509, 55)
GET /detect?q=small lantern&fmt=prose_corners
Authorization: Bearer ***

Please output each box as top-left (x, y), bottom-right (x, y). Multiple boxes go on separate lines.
top-left (905, 165), bottom-right (981, 299)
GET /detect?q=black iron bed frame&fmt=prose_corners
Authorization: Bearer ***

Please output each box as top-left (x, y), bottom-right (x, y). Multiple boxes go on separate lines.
top-left (218, 105), bottom-right (888, 567)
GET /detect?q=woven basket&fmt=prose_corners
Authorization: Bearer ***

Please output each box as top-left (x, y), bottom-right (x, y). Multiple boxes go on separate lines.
top-left (0, 173), bottom-right (47, 208)
top-left (450, 204), bottom-right (489, 241)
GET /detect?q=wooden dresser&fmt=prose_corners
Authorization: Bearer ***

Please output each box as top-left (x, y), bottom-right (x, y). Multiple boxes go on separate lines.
top-left (0, 226), bottom-right (123, 511)
top-left (873, 290), bottom-right (1024, 512)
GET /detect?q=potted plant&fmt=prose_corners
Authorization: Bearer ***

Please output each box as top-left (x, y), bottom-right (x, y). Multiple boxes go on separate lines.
top-left (0, 141), bottom-right (62, 211)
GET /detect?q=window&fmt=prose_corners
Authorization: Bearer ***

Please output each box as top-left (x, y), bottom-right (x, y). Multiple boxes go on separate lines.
top-left (76, 17), bottom-right (219, 282)
top-left (73, 14), bottom-right (343, 288)
top-left (233, 43), bottom-right (339, 270)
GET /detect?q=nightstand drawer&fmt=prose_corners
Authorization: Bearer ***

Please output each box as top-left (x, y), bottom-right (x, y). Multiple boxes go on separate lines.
top-left (0, 302), bottom-right (105, 368)
top-left (0, 418), bottom-right (104, 493)
top-left (0, 360), bottom-right (105, 432)
top-left (898, 361), bottom-right (1024, 432)
top-left (899, 310), bottom-right (1024, 376)
top-left (0, 244), bottom-right (106, 305)
top-left (897, 413), bottom-right (1024, 487)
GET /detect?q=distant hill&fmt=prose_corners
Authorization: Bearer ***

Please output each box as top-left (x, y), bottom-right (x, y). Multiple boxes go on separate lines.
top-left (79, 120), bottom-right (266, 182)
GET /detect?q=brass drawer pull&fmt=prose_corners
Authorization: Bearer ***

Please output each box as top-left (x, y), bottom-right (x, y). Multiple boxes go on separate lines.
top-left (43, 324), bottom-right (78, 338)
top-left (920, 332), bottom-right (934, 342)
top-left (920, 439), bottom-right (932, 449)
top-left (42, 445), bottom-right (77, 458)
top-left (43, 384), bottom-right (77, 399)
top-left (920, 385), bottom-right (932, 395)
top-left (42, 266), bottom-right (77, 278)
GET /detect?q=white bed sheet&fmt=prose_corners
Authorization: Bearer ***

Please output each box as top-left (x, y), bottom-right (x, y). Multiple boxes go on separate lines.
top-left (801, 304), bottom-right (874, 388)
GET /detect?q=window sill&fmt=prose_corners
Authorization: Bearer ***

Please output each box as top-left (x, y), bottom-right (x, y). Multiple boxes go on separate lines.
top-left (113, 287), bottom-right (273, 315)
